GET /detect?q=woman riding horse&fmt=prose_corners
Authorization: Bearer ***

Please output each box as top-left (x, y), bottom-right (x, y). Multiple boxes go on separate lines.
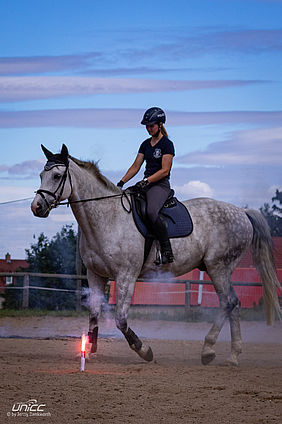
top-left (117, 107), bottom-right (175, 264)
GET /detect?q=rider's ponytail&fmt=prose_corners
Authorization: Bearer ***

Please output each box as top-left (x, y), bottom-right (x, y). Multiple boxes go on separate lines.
top-left (161, 125), bottom-right (168, 137)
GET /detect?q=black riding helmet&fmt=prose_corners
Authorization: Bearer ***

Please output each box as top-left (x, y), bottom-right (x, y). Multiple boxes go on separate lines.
top-left (141, 107), bottom-right (166, 125)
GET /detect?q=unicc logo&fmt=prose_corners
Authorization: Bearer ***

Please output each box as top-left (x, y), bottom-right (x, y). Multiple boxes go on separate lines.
top-left (7, 399), bottom-right (51, 417)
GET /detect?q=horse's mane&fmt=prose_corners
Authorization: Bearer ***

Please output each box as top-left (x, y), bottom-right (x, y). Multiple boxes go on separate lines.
top-left (69, 156), bottom-right (120, 193)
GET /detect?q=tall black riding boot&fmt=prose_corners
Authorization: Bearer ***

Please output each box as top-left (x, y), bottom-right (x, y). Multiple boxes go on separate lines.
top-left (153, 216), bottom-right (174, 264)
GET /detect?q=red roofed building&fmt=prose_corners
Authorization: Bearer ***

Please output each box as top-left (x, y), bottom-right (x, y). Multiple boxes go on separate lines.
top-left (0, 253), bottom-right (29, 288)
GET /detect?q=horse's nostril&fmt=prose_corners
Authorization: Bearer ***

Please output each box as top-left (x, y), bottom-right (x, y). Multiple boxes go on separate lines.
top-left (36, 204), bottom-right (42, 212)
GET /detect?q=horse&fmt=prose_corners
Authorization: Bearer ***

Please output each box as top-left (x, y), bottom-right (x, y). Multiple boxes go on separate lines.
top-left (31, 144), bottom-right (282, 366)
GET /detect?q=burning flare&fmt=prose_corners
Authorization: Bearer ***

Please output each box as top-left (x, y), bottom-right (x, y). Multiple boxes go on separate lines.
top-left (80, 333), bottom-right (88, 372)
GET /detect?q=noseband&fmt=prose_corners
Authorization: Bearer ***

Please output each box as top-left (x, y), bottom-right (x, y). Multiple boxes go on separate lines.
top-left (36, 162), bottom-right (72, 212)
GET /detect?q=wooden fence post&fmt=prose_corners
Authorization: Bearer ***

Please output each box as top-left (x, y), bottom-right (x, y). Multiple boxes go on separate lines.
top-left (22, 274), bottom-right (29, 308)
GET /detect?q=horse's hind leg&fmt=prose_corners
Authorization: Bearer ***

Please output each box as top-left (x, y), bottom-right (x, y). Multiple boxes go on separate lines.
top-left (87, 270), bottom-right (108, 354)
top-left (228, 287), bottom-right (242, 366)
top-left (201, 292), bottom-right (228, 365)
top-left (115, 273), bottom-right (153, 362)
top-left (201, 269), bottom-right (242, 365)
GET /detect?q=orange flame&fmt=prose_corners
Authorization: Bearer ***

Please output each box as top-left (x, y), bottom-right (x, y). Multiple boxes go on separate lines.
top-left (80, 333), bottom-right (87, 353)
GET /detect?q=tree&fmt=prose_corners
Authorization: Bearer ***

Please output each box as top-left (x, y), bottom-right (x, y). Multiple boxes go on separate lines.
top-left (260, 189), bottom-right (282, 236)
top-left (272, 189), bottom-right (282, 215)
top-left (26, 225), bottom-right (77, 275)
top-left (3, 225), bottom-right (86, 310)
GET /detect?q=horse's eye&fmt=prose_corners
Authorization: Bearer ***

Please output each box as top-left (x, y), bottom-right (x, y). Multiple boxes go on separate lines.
top-left (54, 174), bottom-right (61, 180)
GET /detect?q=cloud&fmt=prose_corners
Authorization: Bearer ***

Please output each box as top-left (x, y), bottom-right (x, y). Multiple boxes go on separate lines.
top-left (171, 164), bottom-right (282, 208)
top-left (0, 76), bottom-right (262, 103)
top-left (118, 28), bottom-right (282, 62)
top-left (0, 27), bottom-right (280, 81)
top-left (0, 165), bottom-right (9, 172)
top-left (177, 127), bottom-right (282, 166)
top-left (174, 181), bottom-right (214, 199)
top-left (0, 53), bottom-right (102, 76)
top-left (0, 160), bottom-right (44, 181)
top-left (1, 108), bottom-right (281, 129)
top-left (8, 160), bottom-right (44, 175)
top-left (82, 66), bottom-right (231, 76)
top-left (193, 29), bottom-right (282, 55)
top-left (0, 160), bottom-right (43, 177)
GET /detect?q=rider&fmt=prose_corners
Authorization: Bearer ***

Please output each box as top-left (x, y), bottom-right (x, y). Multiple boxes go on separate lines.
top-left (117, 107), bottom-right (175, 264)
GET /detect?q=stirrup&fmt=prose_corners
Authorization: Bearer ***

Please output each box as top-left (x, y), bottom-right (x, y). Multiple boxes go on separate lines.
top-left (161, 250), bottom-right (174, 264)
top-left (154, 243), bottom-right (162, 266)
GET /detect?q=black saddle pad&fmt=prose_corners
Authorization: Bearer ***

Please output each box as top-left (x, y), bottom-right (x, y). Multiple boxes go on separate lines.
top-left (130, 190), bottom-right (193, 239)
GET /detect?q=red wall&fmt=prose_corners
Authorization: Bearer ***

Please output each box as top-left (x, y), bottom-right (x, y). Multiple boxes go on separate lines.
top-left (109, 268), bottom-right (282, 308)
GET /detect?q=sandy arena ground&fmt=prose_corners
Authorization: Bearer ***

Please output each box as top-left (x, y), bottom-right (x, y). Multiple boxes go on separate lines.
top-left (0, 317), bottom-right (281, 424)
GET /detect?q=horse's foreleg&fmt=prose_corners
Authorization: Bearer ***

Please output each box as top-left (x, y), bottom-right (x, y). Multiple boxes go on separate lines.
top-left (115, 276), bottom-right (153, 362)
top-left (87, 270), bottom-right (108, 354)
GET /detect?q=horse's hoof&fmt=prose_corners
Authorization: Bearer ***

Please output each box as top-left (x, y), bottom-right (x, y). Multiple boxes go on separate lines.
top-left (226, 354), bottom-right (239, 367)
top-left (140, 346), bottom-right (153, 362)
top-left (201, 347), bottom-right (216, 365)
top-left (131, 344), bottom-right (153, 362)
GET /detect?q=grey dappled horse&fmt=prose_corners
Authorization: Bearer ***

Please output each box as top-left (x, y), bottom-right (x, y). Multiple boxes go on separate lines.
top-left (31, 145), bottom-right (281, 366)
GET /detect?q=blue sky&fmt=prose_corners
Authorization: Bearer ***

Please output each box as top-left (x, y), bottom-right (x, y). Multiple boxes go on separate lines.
top-left (0, 0), bottom-right (282, 258)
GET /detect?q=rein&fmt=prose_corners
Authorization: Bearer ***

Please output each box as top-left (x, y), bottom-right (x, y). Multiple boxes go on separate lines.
top-left (57, 190), bottom-right (132, 213)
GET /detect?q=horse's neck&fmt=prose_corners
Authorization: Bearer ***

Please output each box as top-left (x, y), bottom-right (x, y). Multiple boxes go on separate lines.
top-left (68, 160), bottom-right (119, 236)
top-left (70, 160), bottom-right (116, 199)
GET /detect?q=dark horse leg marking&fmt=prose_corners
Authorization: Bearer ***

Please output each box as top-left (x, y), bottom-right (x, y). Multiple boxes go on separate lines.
top-left (116, 316), bottom-right (153, 362)
top-left (88, 326), bottom-right (98, 353)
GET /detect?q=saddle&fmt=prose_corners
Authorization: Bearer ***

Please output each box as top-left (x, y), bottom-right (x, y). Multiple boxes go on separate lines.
top-left (129, 187), bottom-right (193, 263)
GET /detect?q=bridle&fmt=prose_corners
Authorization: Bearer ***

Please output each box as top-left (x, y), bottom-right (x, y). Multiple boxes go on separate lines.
top-left (36, 160), bottom-right (132, 213)
top-left (36, 162), bottom-right (72, 213)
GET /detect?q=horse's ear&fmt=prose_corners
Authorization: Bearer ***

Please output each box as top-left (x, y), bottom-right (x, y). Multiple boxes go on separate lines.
top-left (41, 144), bottom-right (54, 160)
top-left (61, 144), bottom-right (69, 164)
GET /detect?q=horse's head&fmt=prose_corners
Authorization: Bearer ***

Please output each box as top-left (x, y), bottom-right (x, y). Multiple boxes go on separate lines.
top-left (31, 144), bottom-right (72, 218)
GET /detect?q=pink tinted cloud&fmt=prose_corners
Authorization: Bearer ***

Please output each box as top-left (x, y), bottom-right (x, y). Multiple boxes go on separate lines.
top-left (0, 160), bottom-right (43, 176)
top-left (0, 53), bottom-right (101, 75)
top-left (0, 76), bottom-right (262, 102)
top-left (0, 108), bottom-right (281, 128)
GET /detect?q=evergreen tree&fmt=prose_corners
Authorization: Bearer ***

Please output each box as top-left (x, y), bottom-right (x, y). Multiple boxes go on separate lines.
top-left (260, 189), bottom-right (282, 236)
top-left (272, 189), bottom-right (282, 215)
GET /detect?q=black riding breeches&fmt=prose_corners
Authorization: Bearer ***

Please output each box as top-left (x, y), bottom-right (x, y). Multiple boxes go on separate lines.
top-left (146, 178), bottom-right (171, 224)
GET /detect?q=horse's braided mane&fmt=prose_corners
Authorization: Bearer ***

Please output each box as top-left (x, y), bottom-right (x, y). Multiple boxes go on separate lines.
top-left (69, 156), bottom-right (120, 192)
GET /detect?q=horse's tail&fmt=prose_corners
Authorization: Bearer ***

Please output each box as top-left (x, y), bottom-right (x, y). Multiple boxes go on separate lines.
top-left (246, 209), bottom-right (282, 325)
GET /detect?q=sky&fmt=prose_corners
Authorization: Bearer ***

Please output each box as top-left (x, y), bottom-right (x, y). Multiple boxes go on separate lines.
top-left (0, 0), bottom-right (282, 258)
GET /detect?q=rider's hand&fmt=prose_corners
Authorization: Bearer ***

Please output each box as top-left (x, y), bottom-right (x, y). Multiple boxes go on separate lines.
top-left (117, 180), bottom-right (125, 188)
top-left (135, 178), bottom-right (149, 192)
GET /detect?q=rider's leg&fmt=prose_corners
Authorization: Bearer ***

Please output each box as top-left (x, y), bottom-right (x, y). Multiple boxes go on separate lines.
top-left (153, 216), bottom-right (174, 264)
top-left (146, 180), bottom-right (174, 264)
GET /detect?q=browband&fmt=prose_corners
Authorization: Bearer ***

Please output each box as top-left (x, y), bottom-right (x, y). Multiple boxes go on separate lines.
top-left (44, 161), bottom-right (68, 171)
